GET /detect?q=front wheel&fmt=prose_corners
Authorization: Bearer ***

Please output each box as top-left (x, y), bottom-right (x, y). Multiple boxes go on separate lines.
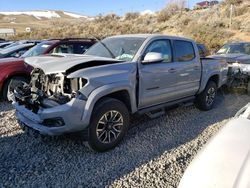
top-left (195, 81), bottom-right (217, 111)
top-left (2, 76), bottom-right (29, 101)
top-left (88, 98), bottom-right (129, 152)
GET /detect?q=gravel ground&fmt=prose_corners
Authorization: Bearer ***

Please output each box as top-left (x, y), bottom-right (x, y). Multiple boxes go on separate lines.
top-left (1, 91), bottom-right (250, 188)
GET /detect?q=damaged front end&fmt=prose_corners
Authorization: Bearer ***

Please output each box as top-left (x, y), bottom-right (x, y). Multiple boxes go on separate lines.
top-left (227, 62), bottom-right (250, 93)
top-left (14, 68), bottom-right (87, 113)
top-left (13, 68), bottom-right (89, 135)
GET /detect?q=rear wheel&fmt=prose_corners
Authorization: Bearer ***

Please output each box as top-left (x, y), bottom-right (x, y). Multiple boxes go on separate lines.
top-left (2, 76), bottom-right (29, 101)
top-left (195, 81), bottom-right (217, 111)
top-left (88, 98), bottom-right (129, 152)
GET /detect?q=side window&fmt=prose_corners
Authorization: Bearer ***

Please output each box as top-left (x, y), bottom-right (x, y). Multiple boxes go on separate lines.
top-left (51, 44), bottom-right (74, 54)
top-left (145, 40), bottom-right (172, 63)
top-left (173, 40), bottom-right (195, 62)
top-left (73, 43), bottom-right (92, 54)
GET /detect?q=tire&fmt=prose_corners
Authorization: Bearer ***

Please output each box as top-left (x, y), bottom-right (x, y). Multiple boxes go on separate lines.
top-left (88, 97), bottom-right (130, 152)
top-left (195, 81), bottom-right (217, 111)
top-left (2, 76), bottom-right (29, 101)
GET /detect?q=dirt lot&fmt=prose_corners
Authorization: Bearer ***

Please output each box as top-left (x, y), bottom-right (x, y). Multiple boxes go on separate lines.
top-left (1, 91), bottom-right (249, 187)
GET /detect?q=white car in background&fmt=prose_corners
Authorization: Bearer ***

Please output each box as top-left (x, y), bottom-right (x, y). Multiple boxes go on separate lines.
top-left (178, 103), bottom-right (250, 188)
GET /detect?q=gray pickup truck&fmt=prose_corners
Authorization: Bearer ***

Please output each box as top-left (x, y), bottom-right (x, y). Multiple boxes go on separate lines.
top-left (12, 34), bottom-right (228, 151)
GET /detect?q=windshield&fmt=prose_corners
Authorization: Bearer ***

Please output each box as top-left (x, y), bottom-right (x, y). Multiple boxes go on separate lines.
top-left (216, 43), bottom-right (250, 55)
top-left (85, 37), bottom-right (145, 61)
top-left (22, 42), bottom-right (52, 58)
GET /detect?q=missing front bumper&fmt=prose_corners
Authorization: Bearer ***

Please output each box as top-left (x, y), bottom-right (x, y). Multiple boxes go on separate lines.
top-left (13, 98), bottom-right (88, 136)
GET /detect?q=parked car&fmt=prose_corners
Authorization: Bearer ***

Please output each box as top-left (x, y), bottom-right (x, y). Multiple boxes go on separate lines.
top-left (0, 41), bottom-right (14, 49)
top-left (210, 42), bottom-right (250, 94)
top-left (12, 34), bottom-right (228, 151)
top-left (1, 40), bottom-right (41, 50)
top-left (215, 42), bottom-right (250, 56)
top-left (178, 103), bottom-right (250, 188)
top-left (0, 43), bottom-right (36, 59)
top-left (0, 38), bottom-right (96, 101)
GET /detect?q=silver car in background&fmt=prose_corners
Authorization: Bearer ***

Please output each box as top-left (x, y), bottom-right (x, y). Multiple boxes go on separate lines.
top-left (178, 103), bottom-right (250, 188)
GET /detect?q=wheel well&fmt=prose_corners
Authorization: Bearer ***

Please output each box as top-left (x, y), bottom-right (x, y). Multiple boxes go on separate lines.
top-left (208, 75), bottom-right (219, 87)
top-left (97, 90), bottom-right (132, 113)
top-left (1, 74), bottom-right (30, 96)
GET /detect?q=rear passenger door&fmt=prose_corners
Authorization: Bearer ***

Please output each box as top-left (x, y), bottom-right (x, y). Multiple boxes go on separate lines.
top-left (172, 40), bottom-right (201, 98)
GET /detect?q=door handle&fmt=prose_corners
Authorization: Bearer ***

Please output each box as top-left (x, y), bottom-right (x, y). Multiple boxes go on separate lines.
top-left (194, 65), bottom-right (200, 70)
top-left (169, 68), bottom-right (176, 73)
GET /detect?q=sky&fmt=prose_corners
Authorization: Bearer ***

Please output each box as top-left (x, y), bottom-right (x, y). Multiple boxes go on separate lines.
top-left (0, 0), bottom-right (208, 16)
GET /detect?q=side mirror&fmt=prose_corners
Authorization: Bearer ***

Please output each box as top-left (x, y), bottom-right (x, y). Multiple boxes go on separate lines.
top-left (142, 52), bottom-right (164, 64)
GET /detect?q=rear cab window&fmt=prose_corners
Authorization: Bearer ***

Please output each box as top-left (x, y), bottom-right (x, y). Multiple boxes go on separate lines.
top-left (173, 40), bottom-right (196, 62)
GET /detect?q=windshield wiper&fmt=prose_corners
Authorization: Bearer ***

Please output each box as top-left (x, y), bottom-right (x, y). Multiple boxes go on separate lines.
top-left (90, 35), bottom-right (116, 59)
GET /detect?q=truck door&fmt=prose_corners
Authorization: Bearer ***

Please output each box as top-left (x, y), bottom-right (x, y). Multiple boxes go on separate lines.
top-left (138, 39), bottom-right (201, 109)
top-left (172, 40), bottom-right (201, 98)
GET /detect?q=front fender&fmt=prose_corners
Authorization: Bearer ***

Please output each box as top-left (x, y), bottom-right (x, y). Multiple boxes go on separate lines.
top-left (81, 82), bottom-right (137, 127)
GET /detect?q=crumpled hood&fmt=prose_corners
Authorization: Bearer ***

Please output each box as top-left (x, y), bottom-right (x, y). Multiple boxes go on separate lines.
top-left (209, 53), bottom-right (250, 64)
top-left (24, 54), bottom-right (123, 74)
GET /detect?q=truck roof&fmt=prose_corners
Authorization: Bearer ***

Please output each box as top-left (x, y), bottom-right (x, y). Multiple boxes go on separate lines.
top-left (108, 34), bottom-right (194, 42)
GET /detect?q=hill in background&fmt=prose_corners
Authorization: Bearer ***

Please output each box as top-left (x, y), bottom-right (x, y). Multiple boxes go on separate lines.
top-left (0, 0), bottom-right (249, 51)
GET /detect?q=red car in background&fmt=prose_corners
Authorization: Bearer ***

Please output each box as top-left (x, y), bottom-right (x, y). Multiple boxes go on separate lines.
top-left (0, 38), bottom-right (96, 101)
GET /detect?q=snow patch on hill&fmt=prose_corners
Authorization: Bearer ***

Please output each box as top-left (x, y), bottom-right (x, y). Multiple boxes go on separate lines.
top-left (0, 11), bottom-right (61, 19)
top-left (140, 10), bottom-right (155, 15)
top-left (63, 11), bottom-right (88, 18)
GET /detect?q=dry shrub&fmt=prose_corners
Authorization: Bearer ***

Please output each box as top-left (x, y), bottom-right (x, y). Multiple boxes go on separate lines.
top-left (185, 23), bottom-right (234, 51)
top-left (124, 12), bottom-right (140, 20)
top-left (157, 1), bottom-right (186, 22)
top-left (224, 0), bottom-right (243, 5)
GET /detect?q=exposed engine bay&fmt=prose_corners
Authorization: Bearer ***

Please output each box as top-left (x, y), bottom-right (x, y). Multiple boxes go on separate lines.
top-left (227, 62), bottom-right (250, 93)
top-left (14, 68), bottom-right (87, 113)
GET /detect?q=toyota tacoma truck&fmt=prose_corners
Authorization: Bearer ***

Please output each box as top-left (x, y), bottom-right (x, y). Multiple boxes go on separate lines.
top-left (12, 34), bottom-right (228, 152)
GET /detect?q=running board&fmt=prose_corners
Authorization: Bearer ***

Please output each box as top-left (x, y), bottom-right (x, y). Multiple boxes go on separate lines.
top-left (146, 108), bottom-right (165, 119)
top-left (138, 96), bottom-right (195, 115)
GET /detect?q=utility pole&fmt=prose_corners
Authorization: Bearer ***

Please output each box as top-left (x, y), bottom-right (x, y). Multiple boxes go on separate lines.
top-left (230, 4), bottom-right (234, 29)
